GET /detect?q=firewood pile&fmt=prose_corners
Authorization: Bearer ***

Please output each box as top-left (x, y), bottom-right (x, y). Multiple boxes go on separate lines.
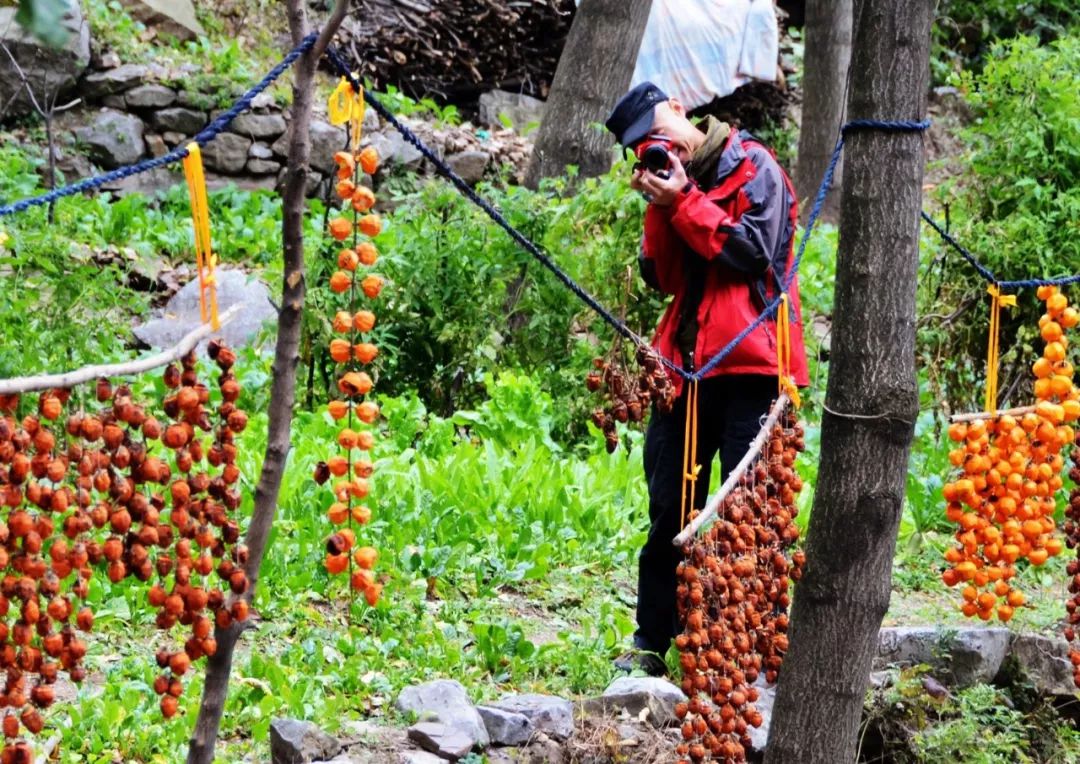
top-left (339, 0), bottom-right (576, 102)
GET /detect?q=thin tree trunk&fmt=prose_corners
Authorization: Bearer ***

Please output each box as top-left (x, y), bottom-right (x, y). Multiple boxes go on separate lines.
top-left (523, 0), bottom-right (652, 188)
top-left (184, 3), bottom-right (350, 761)
top-left (764, 2), bottom-right (932, 762)
top-left (794, 0), bottom-right (852, 225)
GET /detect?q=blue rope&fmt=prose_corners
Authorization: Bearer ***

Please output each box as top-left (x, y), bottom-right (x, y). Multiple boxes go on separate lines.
top-left (921, 210), bottom-right (1080, 289)
top-left (0, 32), bottom-right (319, 219)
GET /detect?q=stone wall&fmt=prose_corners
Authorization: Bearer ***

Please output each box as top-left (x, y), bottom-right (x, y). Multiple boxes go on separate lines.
top-left (1, 3), bottom-right (538, 199)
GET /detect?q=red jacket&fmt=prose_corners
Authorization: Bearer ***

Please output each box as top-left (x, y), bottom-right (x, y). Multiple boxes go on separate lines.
top-left (640, 128), bottom-right (809, 393)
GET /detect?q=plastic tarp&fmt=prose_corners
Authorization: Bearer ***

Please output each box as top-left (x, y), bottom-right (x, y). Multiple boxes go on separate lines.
top-left (630, 0), bottom-right (779, 110)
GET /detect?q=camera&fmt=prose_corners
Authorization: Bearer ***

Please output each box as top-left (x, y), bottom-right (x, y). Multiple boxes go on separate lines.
top-left (634, 135), bottom-right (673, 179)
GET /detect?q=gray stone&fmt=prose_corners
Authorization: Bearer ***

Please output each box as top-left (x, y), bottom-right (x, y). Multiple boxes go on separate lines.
top-left (250, 91), bottom-right (275, 110)
top-left (162, 131), bottom-right (186, 147)
top-left (363, 105), bottom-right (380, 132)
top-left (125, 83), bottom-right (176, 108)
top-left (133, 268), bottom-right (278, 351)
top-left (73, 109), bottom-right (146, 168)
top-left (360, 133), bottom-right (396, 168)
top-left (145, 134), bottom-right (168, 158)
top-left (478, 89), bottom-right (545, 132)
top-left (100, 166), bottom-right (178, 197)
top-left (490, 694), bottom-right (573, 741)
top-left (230, 112), bottom-right (287, 139)
top-left (205, 172), bottom-right (278, 193)
top-left (200, 133), bottom-right (251, 174)
top-left (407, 722), bottom-right (474, 760)
top-left (250, 141), bottom-right (274, 159)
top-left (95, 51), bottom-right (121, 69)
top-left (395, 680), bottom-right (489, 748)
top-left (875, 626), bottom-right (1012, 687)
top-left (1003, 633), bottom-right (1077, 697)
top-left (445, 151), bottom-right (489, 185)
top-left (592, 676), bottom-right (688, 728)
top-left (518, 732), bottom-right (565, 764)
top-left (269, 718), bottom-right (342, 764)
top-left (398, 753), bottom-right (444, 764)
top-left (152, 107), bottom-right (206, 135)
top-left (176, 89), bottom-right (215, 111)
top-left (0, 2), bottom-right (90, 117)
top-left (81, 63), bottom-right (148, 99)
top-left (384, 129), bottom-right (424, 169)
top-left (102, 94), bottom-right (127, 109)
top-left (118, 0), bottom-right (204, 40)
top-left (270, 120), bottom-right (348, 174)
top-left (247, 158), bottom-right (281, 175)
top-left (477, 705), bottom-right (534, 746)
top-left (747, 677), bottom-right (776, 754)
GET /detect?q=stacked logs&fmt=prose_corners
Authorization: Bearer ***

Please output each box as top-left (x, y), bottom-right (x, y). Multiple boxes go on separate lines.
top-left (0, 342), bottom-right (250, 759)
top-left (587, 347), bottom-right (677, 453)
top-left (341, 0), bottom-right (575, 101)
top-left (672, 409), bottom-right (804, 763)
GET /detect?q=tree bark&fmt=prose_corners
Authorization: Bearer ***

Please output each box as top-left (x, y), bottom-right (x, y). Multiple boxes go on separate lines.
top-left (184, 3), bottom-right (350, 762)
top-left (523, 0), bottom-right (652, 188)
top-left (794, 0), bottom-right (852, 225)
top-left (764, 2), bottom-right (931, 762)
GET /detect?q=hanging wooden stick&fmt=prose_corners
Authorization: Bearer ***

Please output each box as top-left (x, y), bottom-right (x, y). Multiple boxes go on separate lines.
top-left (949, 404), bottom-right (1036, 423)
top-left (0, 304), bottom-right (242, 395)
top-left (673, 392), bottom-right (790, 546)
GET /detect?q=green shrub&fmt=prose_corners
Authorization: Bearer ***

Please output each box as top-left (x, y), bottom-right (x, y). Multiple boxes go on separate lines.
top-left (932, 0), bottom-right (1079, 82)
top-left (920, 33), bottom-right (1080, 411)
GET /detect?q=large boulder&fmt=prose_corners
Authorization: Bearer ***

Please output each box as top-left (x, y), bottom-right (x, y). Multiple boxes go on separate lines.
top-left (229, 112), bottom-right (287, 140)
top-left (133, 268), bottom-right (277, 350)
top-left (578, 676), bottom-right (687, 728)
top-left (478, 90), bottom-right (545, 132)
top-left (73, 109), bottom-right (147, 169)
top-left (489, 694), bottom-right (573, 741)
top-left (875, 626), bottom-right (1011, 687)
top-left (406, 722), bottom-right (474, 760)
top-left (0, 2), bottom-right (90, 119)
top-left (81, 63), bottom-right (149, 99)
top-left (476, 705), bottom-right (534, 746)
top-left (152, 107), bottom-right (207, 136)
top-left (269, 718), bottom-right (342, 764)
top-left (395, 680), bottom-right (489, 748)
top-left (1002, 633), bottom-right (1077, 697)
top-left (118, 0), bottom-right (204, 41)
top-left (201, 133), bottom-right (252, 174)
top-left (124, 83), bottom-right (177, 109)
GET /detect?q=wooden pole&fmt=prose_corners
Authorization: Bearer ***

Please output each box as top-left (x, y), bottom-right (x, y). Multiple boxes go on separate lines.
top-left (672, 393), bottom-right (789, 547)
top-left (0, 304), bottom-right (243, 395)
top-left (949, 404), bottom-right (1035, 423)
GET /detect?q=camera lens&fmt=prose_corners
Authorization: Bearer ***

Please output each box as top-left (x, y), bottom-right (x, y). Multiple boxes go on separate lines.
top-left (643, 144), bottom-right (670, 172)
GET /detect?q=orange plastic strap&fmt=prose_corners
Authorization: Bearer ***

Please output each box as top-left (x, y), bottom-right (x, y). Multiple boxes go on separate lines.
top-left (182, 143), bottom-right (220, 330)
top-left (777, 295), bottom-right (801, 408)
top-left (985, 284), bottom-right (1016, 413)
top-left (680, 380), bottom-right (701, 529)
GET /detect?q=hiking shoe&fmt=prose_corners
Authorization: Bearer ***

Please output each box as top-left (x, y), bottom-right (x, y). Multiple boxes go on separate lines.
top-left (613, 649), bottom-right (668, 677)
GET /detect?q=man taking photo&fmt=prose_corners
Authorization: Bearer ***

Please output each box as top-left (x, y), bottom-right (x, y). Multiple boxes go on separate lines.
top-left (605, 81), bottom-right (809, 676)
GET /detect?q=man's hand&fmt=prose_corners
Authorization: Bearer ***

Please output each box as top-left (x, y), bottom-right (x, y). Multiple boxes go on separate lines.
top-left (637, 151), bottom-right (689, 207)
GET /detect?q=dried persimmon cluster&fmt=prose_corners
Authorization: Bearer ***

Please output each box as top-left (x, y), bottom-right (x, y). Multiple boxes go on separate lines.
top-left (0, 341), bottom-right (249, 761)
top-left (586, 346), bottom-right (676, 452)
top-left (672, 410), bottom-right (804, 764)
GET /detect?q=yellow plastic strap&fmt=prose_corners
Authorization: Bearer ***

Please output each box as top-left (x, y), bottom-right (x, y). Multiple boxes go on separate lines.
top-left (182, 143), bottom-right (219, 330)
top-left (680, 380), bottom-right (701, 530)
top-left (328, 76), bottom-right (365, 151)
top-left (985, 284), bottom-right (1017, 413)
top-left (776, 295), bottom-right (802, 408)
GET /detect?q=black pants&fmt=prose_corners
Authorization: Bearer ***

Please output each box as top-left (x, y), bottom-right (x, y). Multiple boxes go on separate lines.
top-left (634, 373), bottom-right (777, 654)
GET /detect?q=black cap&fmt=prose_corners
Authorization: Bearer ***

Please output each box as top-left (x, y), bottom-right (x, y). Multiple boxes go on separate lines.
top-left (605, 81), bottom-right (669, 149)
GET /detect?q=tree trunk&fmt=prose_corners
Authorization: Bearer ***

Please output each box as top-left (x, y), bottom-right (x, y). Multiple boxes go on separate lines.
top-left (764, 2), bottom-right (931, 762)
top-left (794, 0), bottom-right (852, 225)
top-left (184, 4), bottom-right (350, 762)
top-left (523, 0), bottom-right (652, 188)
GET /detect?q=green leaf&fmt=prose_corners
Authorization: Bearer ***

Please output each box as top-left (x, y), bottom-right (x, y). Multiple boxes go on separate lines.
top-left (16, 0), bottom-right (72, 47)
